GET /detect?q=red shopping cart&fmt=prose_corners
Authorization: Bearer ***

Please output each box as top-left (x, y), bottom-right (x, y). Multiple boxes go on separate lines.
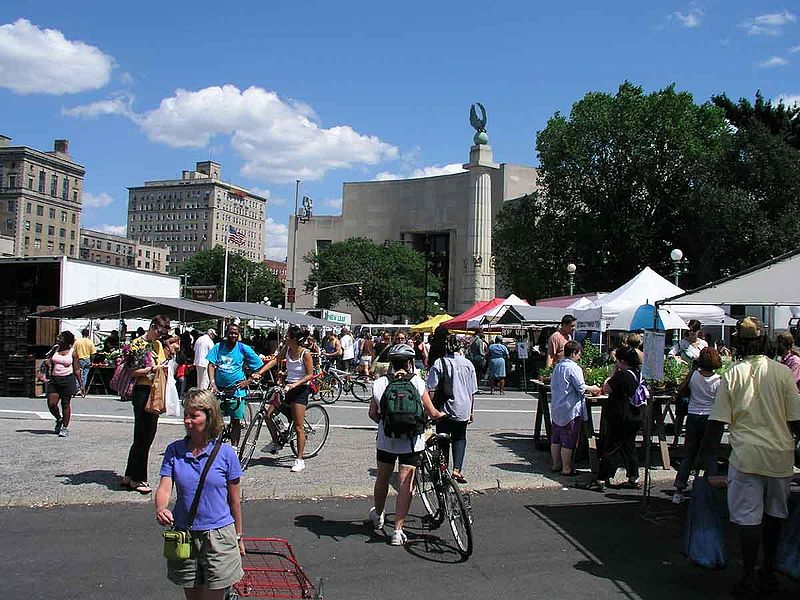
top-left (228, 538), bottom-right (322, 600)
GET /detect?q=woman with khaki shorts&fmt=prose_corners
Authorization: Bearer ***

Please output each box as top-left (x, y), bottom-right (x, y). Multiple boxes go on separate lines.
top-left (155, 389), bottom-right (245, 598)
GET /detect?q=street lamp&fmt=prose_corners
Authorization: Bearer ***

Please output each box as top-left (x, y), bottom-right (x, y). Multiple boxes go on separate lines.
top-left (289, 181), bottom-right (314, 312)
top-left (670, 248), bottom-right (688, 287)
top-left (566, 263), bottom-right (577, 296)
top-left (180, 273), bottom-right (191, 299)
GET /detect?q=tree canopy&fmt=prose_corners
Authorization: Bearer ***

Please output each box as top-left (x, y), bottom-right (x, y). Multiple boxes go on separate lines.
top-left (176, 246), bottom-right (284, 304)
top-left (304, 237), bottom-right (441, 323)
top-left (712, 91), bottom-right (800, 150)
top-left (494, 82), bottom-right (800, 300)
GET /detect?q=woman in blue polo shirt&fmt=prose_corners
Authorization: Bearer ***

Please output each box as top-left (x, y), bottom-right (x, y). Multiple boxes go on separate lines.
top-left (155, 388), bottom-right (244, 596)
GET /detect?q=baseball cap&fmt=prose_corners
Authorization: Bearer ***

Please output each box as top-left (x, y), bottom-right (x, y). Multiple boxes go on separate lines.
top-left (207, 328), bottom-right (217, 336)
top-left (734, 316), bottom-right (764, 339)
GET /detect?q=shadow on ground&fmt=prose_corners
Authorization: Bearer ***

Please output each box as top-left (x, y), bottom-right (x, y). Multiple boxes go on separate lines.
top-left (55, 469), bottom-right (124, 491)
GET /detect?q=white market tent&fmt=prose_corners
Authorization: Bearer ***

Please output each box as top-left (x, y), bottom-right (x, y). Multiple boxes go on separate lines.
top-left (567, 297), bottom-right (593, 310)
top-left (575, 267), bottom-right (725, 331)
top-left (469, 294), bottom-right (530, 328)
top-left (660, 249), bottom-right (800, 310)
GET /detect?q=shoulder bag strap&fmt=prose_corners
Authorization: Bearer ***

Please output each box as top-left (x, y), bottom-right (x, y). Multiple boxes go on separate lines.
top-left (186, 436), bottom-right (223, 530)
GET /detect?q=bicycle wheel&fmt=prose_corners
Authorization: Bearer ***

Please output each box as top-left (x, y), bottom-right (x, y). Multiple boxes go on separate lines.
top-left (289, 403), bottom-right (330, 458)
top-left (442, 477), bottom-right (473, 557)
top-left (238, 413), bottom-right (264, 470)
top-left (351, 375), bottom-right (373, 402)
top-left (318, 375), bottom-right (342, 404)
top-left (414, 451), bottom-right (440, 519)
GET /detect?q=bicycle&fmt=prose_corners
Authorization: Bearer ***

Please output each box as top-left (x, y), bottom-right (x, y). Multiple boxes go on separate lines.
top-left (414, 427), bottom-right (474, 558)
top-left (325, 366), bottom-right (373, 402)
top-left (214, 386), bottom-right (248, 445)
top-left (238, 383), bottom-right (331, 470)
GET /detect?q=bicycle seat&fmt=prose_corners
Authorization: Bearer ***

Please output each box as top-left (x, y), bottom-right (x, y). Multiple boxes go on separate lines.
top-left (426, 432), bottom-right (451, 446)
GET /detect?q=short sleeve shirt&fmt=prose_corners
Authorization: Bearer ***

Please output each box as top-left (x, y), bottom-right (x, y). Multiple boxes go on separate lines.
top-left (73, 337), bottom-right (96, 360)
top-left (547, 330), bottom-right (572, 363)
top-left (372, 374), bottom-right (427, 454)
top-left (710, 356), bottom-right (800, 477)
top-left (549, 358), bottom-right (588, 426)
top-left (340, 334), bottom-right (355, 360)
top-left (160, 438), bottom-right (242, 531)
top-left (205, 342), bottom-right (264, 398)
top-left (426, 354), bottom-right (478, 421)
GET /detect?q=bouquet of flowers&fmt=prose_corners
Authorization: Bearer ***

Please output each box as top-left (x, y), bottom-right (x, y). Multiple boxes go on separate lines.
top-left (123, 338), bottom-right (156, 379)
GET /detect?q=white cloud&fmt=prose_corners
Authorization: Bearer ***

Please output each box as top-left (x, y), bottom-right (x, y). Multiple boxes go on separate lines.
top-left (777, 92), bottom-right (800, 107)
top-left (66, 84), bottom-right (398, 183)
top-left (374, 162), bottom-right (466, 181)
top-left (120, 71), bottom-right (133, 85)
top-left (759, 56), bottom-right (789, 68)
top-left (673, 8), bottom-right (703, 28)
top-left (95, 224), bottom-right (127, 236)
top-left (0, 19), bottom-right (113, 94)
top-left (790, 45), bottom-right (800, 53)
top-left (62, 91), bottom-right (134, 118)
top-left (742, 11), bottom-right (797, 36)
top-left (82, 192), bottom-right (114, 208)
top-left (263, 217), bottom-right (288, 261)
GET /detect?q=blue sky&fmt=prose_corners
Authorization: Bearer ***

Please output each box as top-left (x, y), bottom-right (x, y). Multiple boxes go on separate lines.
top-left (1, 1), bottom-right (798, 260)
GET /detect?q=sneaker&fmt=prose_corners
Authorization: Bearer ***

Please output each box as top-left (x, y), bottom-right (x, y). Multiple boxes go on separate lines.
top-left (390, 529), bottom-right (407, 546)
top-left (368, 507), bottom-right (385, 531)
top-left (262, 441), bottom-right (282, 454)
top-left (54, 418), bottom-right (62, 433)
top-left (290, 459), bottom-right (305, 473)
top-left (672, 490), bottom-right (685, 505)
top-left (58, 426), bottom-right (69, 438)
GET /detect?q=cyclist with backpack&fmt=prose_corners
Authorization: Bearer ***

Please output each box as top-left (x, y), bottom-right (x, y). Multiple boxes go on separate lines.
top-left (588, 346), bottom-right (647, 492)
top-left (368, 344), bottom-right (446, 546)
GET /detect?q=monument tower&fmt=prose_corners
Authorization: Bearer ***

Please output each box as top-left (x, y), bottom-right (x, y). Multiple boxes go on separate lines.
top-left (461, 102), bottom-right (498, 309)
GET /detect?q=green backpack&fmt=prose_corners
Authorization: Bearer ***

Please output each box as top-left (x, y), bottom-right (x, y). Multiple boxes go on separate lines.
top-left (380, 373), bottom-right (424, 438)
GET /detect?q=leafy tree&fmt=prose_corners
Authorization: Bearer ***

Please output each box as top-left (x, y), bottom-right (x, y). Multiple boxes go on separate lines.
top-left (304, 237), bottom-right (441, 322)
top-left (499, 81), bottom-right (728, 298)
top-left (712, 91), bottom-right (800, 150)
top-left (176, 246), bottom-right (284, 304)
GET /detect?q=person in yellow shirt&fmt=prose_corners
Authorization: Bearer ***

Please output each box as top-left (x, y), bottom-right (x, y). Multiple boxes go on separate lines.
top-left (73, 328), bottom-right (96, 396)
top-left (705, 317), bottom-right (800, 595)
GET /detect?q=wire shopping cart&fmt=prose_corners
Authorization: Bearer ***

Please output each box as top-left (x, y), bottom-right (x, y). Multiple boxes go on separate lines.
top-left (227, 538), bottom-right (323, 600)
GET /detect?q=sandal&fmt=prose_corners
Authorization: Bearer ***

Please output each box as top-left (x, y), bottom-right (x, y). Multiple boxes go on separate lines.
top-left (452, 472), bottom-right (467, 484)
top-left (133, 481), bottom-right (152, 494)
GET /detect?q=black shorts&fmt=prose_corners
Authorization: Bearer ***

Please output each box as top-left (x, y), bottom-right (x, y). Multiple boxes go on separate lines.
top-left (285, 384), bottom-right (310, 406)
top-left (376, 449), bottom-right (421, 466)
top-left (46, 374), bottom-right (79, 398)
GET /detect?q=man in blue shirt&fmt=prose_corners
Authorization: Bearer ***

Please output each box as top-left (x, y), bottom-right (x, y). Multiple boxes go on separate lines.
top-left (207, 323), bottom-right (267, 445)
top-left (550, 341), bottom-right (600, 476)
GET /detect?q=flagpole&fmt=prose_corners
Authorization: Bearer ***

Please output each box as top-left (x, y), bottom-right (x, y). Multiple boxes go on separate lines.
top-left (223, 230), bottom-right (230, 302)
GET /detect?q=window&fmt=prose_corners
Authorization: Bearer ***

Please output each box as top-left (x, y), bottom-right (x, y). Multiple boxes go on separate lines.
top-left (61, 211), bottom-right (67, 223)
top-left (137, 260), bottom-right (141, 267)
top-left (49, 208), bottom-right (55, 219)
top-left (36, 205), bottom-right (43, 216)
top-left (7, 200), bottom-right (14, 211)
top-left (50, 175), bottom-right (58, 197)
top-left (27, 177), bottom-right (33, 190)
top-left (115, 257), bottom-right (120, 266)
top-left (69, 244), bottom-right (74, 255)
top-left (5, 219), bottom-right (12, 230)
top-left (24, 220), bottom-right (30, 231)
top-left (83, 237), bottom-right (89, 246)
top-left (34, 239), bottom-right (41, 250)
top-left (8, 175), bottom-right (17, 188)
top-left (59, 243), bottom-right (65, 253)
top-left (24, 236), bottom-right (29, 248)
top-left (59, 228), bottom-right (65, 238)
top-left (48, 225), bottom-right (54, 236)
top-left (71, 213), bottom-right (76, 224)
top-left (106, 242), bottom-right (111, 251)
top-left (73, 191), bottom-right (78, 203)
top-left (35, 223), bottom-right (42, 233)
top-left (146, 250), bottom-right (150, 258)
top-left (106, 256), bottom-right (111, 264)
top-left (62, 178), bottom-right (69, 201)
top-left (38, 170), bottom-right (45, 193)
top-left (47, 240), bottom-right (54, 253)
top-left (70, 230), bottom-right (75, 240)
top-left (25, 202), bottom-right (31, 214)
top-left (145, 262), bottom-right (150, 269)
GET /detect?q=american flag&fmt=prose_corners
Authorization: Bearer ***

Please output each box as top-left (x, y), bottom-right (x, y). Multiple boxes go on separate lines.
top-left (228, 225), bottom-right (246, 246)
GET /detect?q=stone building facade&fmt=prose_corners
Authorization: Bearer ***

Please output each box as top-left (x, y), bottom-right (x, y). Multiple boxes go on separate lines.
top-left (263, 259), bottom-right (287, 284)
top-left (126, 161), bottom-right (267, 272)
top-left (286, 142), bottom-right (540, 321)
top-left (80, 228), bottom-right (169, 273)
top-left (0, 135), bottom-right (85, 258)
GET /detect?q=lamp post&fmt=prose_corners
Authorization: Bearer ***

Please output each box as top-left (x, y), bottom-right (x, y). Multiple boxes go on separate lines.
top-left (289, 180), bottom-right (313, 312)
top-left (566, 263), bottom-right (576, 296)
top-left (670, 248), bottom-right (688, 287)
top-left (180, 273), bottom-right (191, 299)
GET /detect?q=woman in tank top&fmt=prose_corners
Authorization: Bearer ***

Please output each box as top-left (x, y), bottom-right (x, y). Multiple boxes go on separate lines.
top-left (260, 325), bottom-right (315, 473)
top-left (45, 331), bottom-right (82, 437)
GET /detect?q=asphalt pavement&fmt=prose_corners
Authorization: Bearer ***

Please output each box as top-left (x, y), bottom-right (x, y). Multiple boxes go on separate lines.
top-left (2, 486), bottom-right (799, 600)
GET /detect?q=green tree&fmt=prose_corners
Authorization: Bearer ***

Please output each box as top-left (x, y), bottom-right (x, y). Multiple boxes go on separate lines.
top-left (176, 246), bottom-right (284, 304)
top-left (304, 237), bottom-right (441, 322)
top-left (496, 82), bottom-right (729, 299)
top-left (712, 91), bottom-right (800, 150)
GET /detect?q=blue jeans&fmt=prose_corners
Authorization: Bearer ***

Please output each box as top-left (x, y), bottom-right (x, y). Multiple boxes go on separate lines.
top-left (674, 414), bottom-right (711, 490)
top-left (78, 358), bottom-right (92, 389)
top-left (436, 418), bottom-right (469, 471)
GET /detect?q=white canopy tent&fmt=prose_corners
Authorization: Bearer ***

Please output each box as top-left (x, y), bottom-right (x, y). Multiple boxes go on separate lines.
top-left (575, 267), bottom-right (725, 331)
top-left (468, 294), bottom-right (530, 328)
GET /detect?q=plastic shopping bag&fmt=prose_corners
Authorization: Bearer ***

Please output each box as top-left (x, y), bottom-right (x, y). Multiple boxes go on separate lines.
top-left (777, 504), bottom-right (800, 581)
top-left (683, 477), bottom-right (727, 569)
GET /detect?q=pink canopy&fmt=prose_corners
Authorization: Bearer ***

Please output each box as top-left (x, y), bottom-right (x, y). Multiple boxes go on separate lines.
top-left (442, 298), bottom-right (505, 330)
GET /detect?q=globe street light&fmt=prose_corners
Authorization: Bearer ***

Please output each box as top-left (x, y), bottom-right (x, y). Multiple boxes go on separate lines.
top-left (670, 248), bottom-right (688, 287)
top-left (566, 263), bottom-right (577, 295)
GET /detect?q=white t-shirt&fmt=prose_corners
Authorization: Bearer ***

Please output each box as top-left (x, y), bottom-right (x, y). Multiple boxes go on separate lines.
top-left (372, 373), bottom-right (427, 454)
top-left (340, 334), bottom-right (355, 360)
top-left (688, 369), bottom-right (721, 416)
top-left (193, 334), bottom-right (215, 368)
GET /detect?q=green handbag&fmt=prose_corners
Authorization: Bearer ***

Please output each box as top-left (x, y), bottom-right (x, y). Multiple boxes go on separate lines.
top-left (162, 437), bottom-right (223, 561)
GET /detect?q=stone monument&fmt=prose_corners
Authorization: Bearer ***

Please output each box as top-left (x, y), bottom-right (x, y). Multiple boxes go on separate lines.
top-left (461, 102), bottom-right (498, 309)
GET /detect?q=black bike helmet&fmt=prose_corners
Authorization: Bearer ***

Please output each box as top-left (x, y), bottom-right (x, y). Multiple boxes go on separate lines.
top-left (387, 344), bottom-right (415, 361)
